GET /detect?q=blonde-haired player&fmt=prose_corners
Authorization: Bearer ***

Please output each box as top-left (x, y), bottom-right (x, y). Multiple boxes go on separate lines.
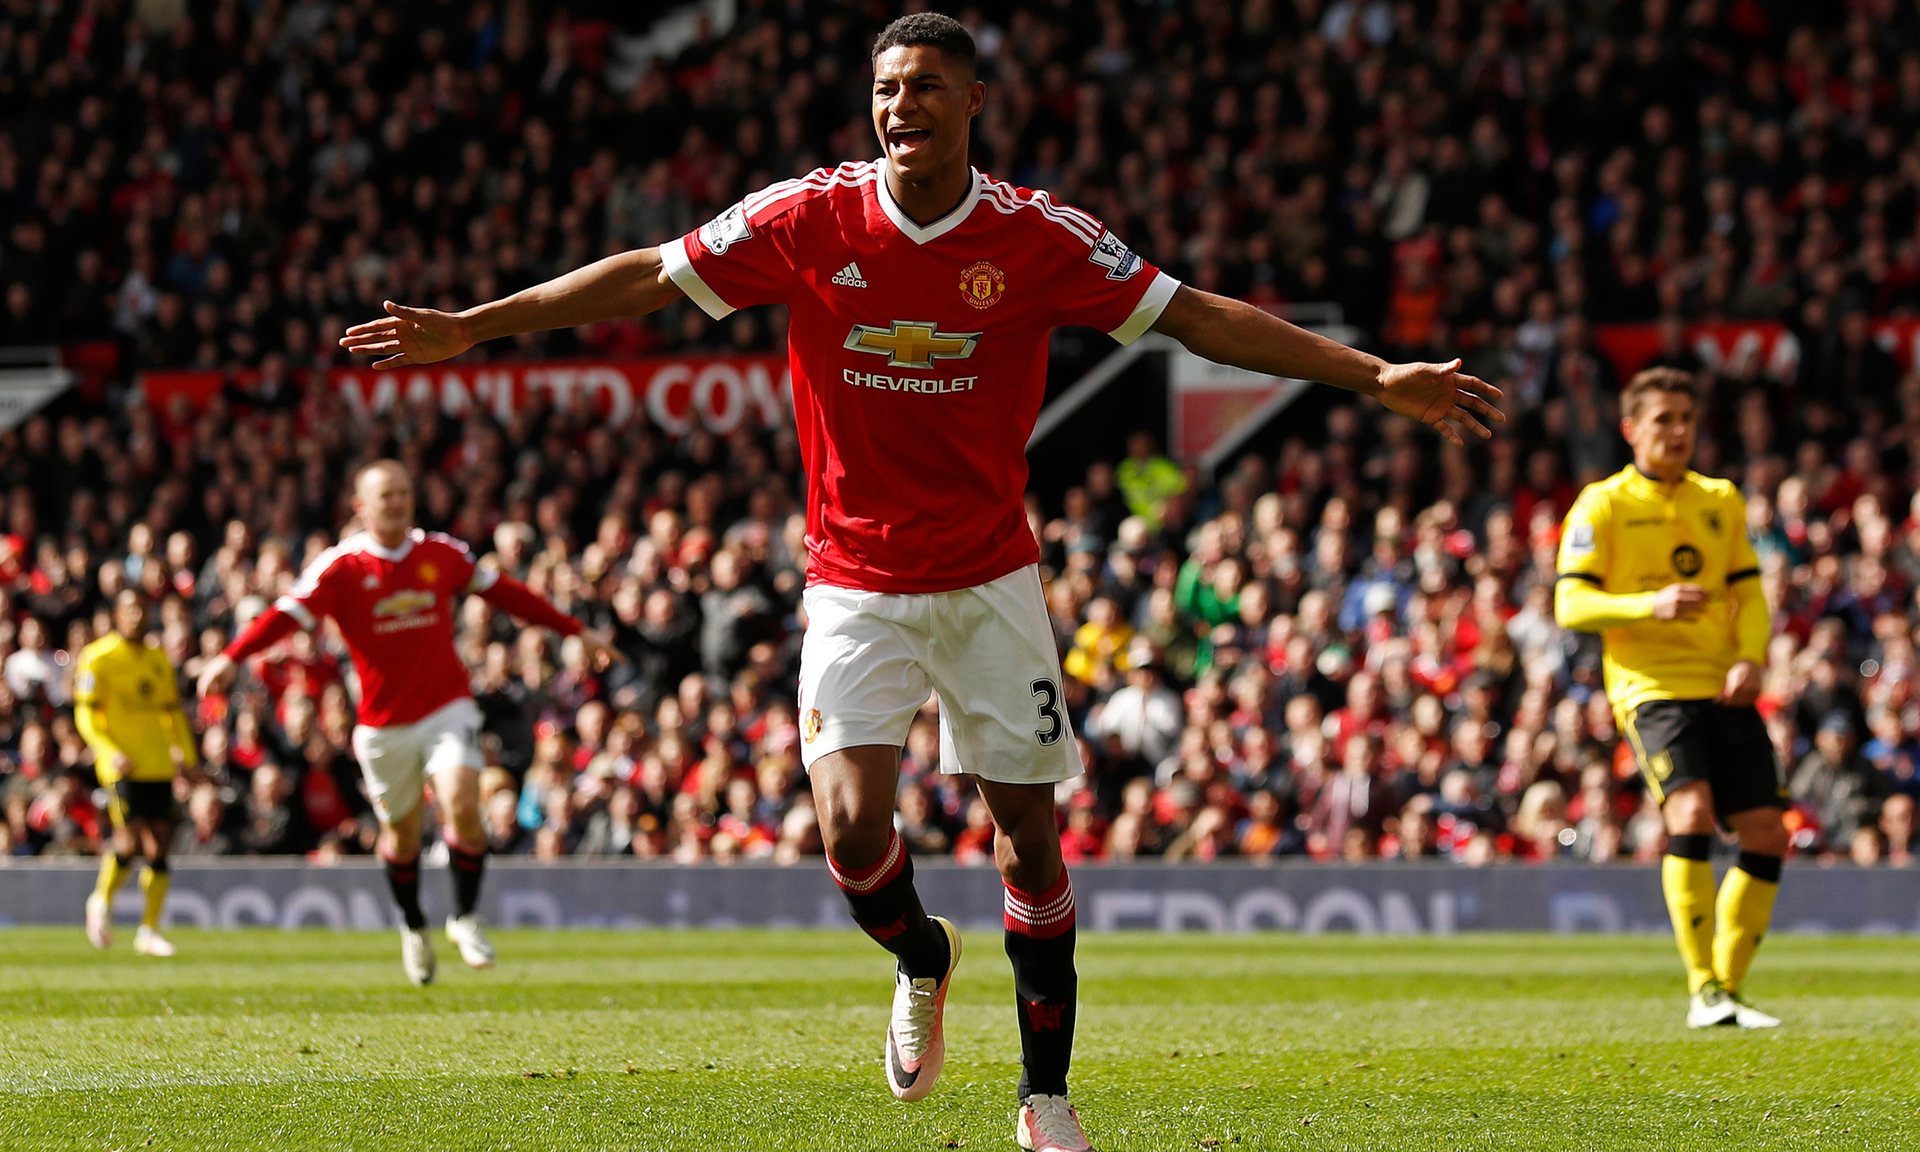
top-left (77, 589), bottom-right (198, 956)
top-left (1557, 368), bottom-right (1787, 1028)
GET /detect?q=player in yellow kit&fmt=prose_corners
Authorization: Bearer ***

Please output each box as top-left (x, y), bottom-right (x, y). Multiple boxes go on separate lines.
top-left (1555, 368), bottom-right (1786, 1029)
top-left (74, 589), bottom-right (199, 956)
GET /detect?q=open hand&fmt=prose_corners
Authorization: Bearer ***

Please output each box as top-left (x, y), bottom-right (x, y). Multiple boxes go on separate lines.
top-left (195, 653), bottom-right (237, 698)
top-left (576, 628), bottom-right (627, 671)
top-left (1377, 359), bottom-right (1505, 446)
top-left (338, 301), bottom-right (474, 370)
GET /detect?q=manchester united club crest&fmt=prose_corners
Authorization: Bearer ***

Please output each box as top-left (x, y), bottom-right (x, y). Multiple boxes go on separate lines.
top-left (958, 261), bottom-right (1006, 310)
top-left (417, 561), bottom-right (438, 584)
top-left (803, 708), bottom-right (823, 744)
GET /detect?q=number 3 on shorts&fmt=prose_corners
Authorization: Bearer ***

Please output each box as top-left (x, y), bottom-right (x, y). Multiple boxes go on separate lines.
top-left (1031, 679), bottom-right (1064, 746)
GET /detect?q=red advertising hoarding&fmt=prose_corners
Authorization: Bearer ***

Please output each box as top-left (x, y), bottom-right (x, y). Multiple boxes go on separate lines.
top-left (141, 355), bottom-right (792, 436)
top-left (1592, 318), bottom-right (1920, 384)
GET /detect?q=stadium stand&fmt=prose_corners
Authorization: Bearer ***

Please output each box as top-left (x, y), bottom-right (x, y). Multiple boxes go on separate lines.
top-left (2, 0), bottom-right (1918, 867)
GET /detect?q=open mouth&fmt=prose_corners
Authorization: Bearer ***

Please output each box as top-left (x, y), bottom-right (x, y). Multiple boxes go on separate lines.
top-left (887, 126), bottom-right (932, 156)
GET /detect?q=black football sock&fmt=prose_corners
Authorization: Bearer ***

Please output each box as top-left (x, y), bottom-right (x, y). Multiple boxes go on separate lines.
top-left (381, 850), bottom-right (426, 930)
top-left (1004, 871), bottom-right (1078, 1100)
top-left (448, 842), bottom-right (487, 918)
top-left (828, 829), bottom-right (950, 979)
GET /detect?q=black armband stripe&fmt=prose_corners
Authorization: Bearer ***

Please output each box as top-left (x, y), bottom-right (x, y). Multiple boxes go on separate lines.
top-left (1726, 567), bottom-right (1760, 583)
top-left (1555, 572), bottom-right (1603, 586)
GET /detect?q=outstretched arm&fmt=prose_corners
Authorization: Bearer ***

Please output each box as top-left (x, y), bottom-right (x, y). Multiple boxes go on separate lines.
top-left (339, 247), bottom-right (687, 370)
top-left (477, 576), bottom-right (626, 670)
top-left (196, 605), bottom-right (305, 698)
top-left (1148, 285), bottom-right (1504, 446)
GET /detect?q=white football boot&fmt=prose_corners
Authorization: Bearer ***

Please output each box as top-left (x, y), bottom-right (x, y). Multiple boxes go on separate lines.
top-left (446, 913), bottom-right (496, 969)
top-left (884, 915), bottom-right (962, 1101)
top-left (1686, 979), bottom-right (1738, 1028)
top-left (401, 927), bottom-right (437, 986)
top-left (1727, 990), bottom-right (1782, 1029)
top-left (1017, 1094), bottom-right (1096, 1152)
top-left (85, 894), bottom-right (111, 950)
top-left (133, 925), bottom-right (176, 957)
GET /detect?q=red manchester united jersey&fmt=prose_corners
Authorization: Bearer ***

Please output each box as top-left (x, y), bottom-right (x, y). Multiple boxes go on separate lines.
top-left (662, 160), bottom-right (1179, 594)
top-left (274, 530), bottom-right (493, 727)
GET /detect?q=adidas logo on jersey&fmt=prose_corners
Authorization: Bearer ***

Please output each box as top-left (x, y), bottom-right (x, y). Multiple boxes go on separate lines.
top-left (831, 262), bottom-right (868, 288)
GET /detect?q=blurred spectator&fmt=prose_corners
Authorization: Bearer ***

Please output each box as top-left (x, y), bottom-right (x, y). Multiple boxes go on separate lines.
top-left (172, 781), bottom-right (233, 858)
top-left (1082, 641), bottom-right (1182, 776)
top-left (1789, 714), bottom-right (1891, 853)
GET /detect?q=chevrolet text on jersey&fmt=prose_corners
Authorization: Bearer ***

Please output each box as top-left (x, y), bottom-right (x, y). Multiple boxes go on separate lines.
top-left (842, 370), bottom-right (979, 393)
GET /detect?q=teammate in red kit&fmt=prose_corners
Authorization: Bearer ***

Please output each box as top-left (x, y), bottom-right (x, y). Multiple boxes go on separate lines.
top-left (197, 460), bottom-right (619, 985)
top-left (337, 13), bottom-right (1501, 1149)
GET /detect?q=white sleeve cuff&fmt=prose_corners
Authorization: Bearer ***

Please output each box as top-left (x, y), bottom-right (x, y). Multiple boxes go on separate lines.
top-left (659, 236), bottom-right (737, 321)
top-left (1108, 272), bottom-right (1181, 345)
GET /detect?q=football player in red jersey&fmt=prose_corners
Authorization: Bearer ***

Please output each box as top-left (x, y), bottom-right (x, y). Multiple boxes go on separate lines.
top-left (198, 461), bottom-right (620, 985)
top-left (339, 13), bottom-right (1500, 1148)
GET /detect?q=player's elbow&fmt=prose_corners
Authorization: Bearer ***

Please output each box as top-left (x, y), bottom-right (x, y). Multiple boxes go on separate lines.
top-left (1553, 583), bottom-right (1594, 632)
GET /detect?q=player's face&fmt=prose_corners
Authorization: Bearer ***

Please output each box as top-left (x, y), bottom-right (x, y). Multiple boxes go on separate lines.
top-left (871, 45), bottom-right (983, 182)
top-left (112, 594), bottom-right (149, 639)
top-left (1623, 391), bottom-right (1696, 481)
top-left (354, 467), bottom-right (415, 539)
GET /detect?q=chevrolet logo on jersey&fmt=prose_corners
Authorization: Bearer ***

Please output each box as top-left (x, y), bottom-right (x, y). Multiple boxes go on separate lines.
top-left (372, 589), bottom-right (437, 618)
top-left (844, 321), bottom-right (981, 369)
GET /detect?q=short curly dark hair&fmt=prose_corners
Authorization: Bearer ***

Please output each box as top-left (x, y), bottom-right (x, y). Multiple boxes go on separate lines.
top-left (871, 12), bottom-right (977, 76)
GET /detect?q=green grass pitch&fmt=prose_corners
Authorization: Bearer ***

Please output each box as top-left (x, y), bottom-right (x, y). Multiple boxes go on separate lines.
top-left (0, 928), bottom-right (1913, 1151)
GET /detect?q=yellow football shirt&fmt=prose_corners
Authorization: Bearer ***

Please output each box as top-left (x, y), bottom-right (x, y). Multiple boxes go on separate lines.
top-left (1555, 465), bottom-right (1762, 721)
top-left (73, 633), bottom-right (192, 784)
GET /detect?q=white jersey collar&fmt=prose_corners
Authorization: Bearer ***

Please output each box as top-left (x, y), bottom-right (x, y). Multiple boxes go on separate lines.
top-left (355, 530), bottom-right (417, 562)
top-left (874, 159), bottom-right (981, 245)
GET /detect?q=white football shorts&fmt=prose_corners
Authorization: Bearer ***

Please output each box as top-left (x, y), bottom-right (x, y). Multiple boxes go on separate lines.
top-left (349, 697), bottom-right (484, 823)
top-left (798, 564), bottom-right (1082, 784)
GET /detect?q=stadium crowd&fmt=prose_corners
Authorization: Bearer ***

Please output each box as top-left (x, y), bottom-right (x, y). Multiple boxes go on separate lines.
top-left (2, 1), bottom-right (1920, 867)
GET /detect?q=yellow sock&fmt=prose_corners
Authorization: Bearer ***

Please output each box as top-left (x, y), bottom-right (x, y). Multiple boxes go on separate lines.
top-left (1713, 861), bottom-right (1780, 994)
top-left (1662, 853), bottom-right (1717, 994)
top-left (92, 854), bottom-right (132, 903)
top-left (139, 866), bottom-right (172, 930)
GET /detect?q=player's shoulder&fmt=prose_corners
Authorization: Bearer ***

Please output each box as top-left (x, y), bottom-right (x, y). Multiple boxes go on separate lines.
top-left (1573, 466), bottom-right (1636, 508)
top-left (292, 533), bottom-right (380, 591)
top-left (77, 634), bottom-right (121, 664)
top-left (974, 171), bottom-right (1108, 250)
top-left (739, 161), bottom-right (882, 225)
top-left (419, 530), bottom-right (478, 560)
top-left (1684, 471), bottom-right (1743, 501)
top-left (311, 532), bottom-right (375, 569)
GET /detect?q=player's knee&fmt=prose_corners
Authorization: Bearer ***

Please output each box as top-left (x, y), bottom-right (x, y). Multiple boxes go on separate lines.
top-left (440, 791), bottom-right (482, 829)
top-left (1662, 787), bottom-right (1714, 834)
top-left (1739, 814), bottom-right (1789, 858)
top-left (817, 800), bottom-right (895, 866)
top-left (381, 823), bottom-right (423, 858)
